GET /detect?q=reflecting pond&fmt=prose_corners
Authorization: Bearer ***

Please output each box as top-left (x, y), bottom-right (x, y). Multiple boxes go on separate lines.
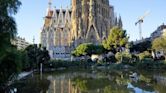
top-left (10, 70), bottom-right (166, 93)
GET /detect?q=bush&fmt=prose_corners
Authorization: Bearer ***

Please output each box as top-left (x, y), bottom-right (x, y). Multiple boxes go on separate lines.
top-left (72, 43), bottom-right (105, 57)
top-left (138, 51), bottom-right (152, 60)
top-left (115, 52), bottom-right (122, 62)
top-left (44, 60), bottom-right (94, 70)
top-left (123, 52), bottom-right (132, 63)
top-left (136, 59), bottom-right (165, 69)
top-left (115, 52), bottom-right (132, 63)
top-left (108, 55), bottom-right (116, 63)
top-left (0, 48), bottom-right (22, 89)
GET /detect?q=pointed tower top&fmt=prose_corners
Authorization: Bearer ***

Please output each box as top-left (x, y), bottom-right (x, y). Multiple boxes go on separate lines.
top-left (60, 5), bottom-right (63, 9)
top-left (33, 36), bottom-right (35, 44)
top-left (48, 0), bottom-right (52, 10)
top-left (118, 15), bottom-right (123, 28)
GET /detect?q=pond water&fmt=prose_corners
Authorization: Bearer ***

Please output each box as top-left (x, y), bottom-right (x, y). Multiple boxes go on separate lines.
top-left (10, 69), bottom-right (166, 93)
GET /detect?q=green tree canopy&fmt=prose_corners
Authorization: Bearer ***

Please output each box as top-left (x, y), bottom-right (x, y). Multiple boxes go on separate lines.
top-left (102, 26), bottom-right (129, 53)
top-left (0, 0), bottom-right (21, 38)
top-left (130, 40), bottom-right (152, 53)
top-left (25, 44), bottom-right (50, 70)
top-left (72, 43), bottom-right (105, 57)
top-left (0, 0), bottom-right (21, 90)
top-left (0, 0), bottom-right (22, 59)
top-left (152, 37), bottom-right (166, 51)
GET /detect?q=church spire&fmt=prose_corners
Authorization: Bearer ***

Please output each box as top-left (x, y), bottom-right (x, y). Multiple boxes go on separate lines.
top-left (46, 0), bottom-right (52, 16)
top-left (118, 15), bottom-right (123, 28)
top-left (48, 0), bottom-right (52, 10)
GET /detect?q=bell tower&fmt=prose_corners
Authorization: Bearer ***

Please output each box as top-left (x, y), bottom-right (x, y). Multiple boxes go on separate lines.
top-left (71, 0), bottom-right (82, 46)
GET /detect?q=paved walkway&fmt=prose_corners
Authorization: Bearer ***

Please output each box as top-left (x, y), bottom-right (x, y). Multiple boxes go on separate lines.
top-left (17, 71), bottom-right (33, 80)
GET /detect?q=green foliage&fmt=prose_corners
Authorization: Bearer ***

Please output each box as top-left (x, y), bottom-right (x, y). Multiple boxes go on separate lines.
top-left (152, 37), bottom-right (166, 51)
top-left (94, 45), bottom-right (105, 54)
top-left (115, 52), bottom-right (122, 62)
top-left (136, 59), bottom-right (166, 69)
top-left (44, 60), bottom-right (94, 69)
top-left (25, 45), bottom-right (38, 68)
top-left (72, 77), bottom-right (110, 92)
top-left (0, 0), bottom-right (22, 90)
top-left (104, 85), bottom-right (130, 93)
top-left (0, 47), bottom-right (22, 87)
top-left (115, 52), bottom-right (132, 62)
top-left (130, 40), bottom-right (152, 53)
top-left (72, 43), bottom-right (89, 56)
top-left (139, 75), bottom-right (151, 83)
top-left (106, 54), bottom-right (116, 63)
top-left (10, 76), bottom-right (50, 93)
top-left (102, 27), bottom-right (129, 52)
top-left (20, 51), bottom-right (31, 71)
top-left (104, 86), bottom-right (112, 93)
top-left (0, 0), bottom-right (21, 16)
top-left (72, 43), bottom-right (105, 57)
top-left (74, 79), bottom-right (88, 92)
top-left (0, 0), bottom-right (21, 39)
top-left (138, 51), bottom-right (152, 60)
top-left (25, 44), bottom-right (50, 69)
top-left (122, 52), bottom-right (132, 62)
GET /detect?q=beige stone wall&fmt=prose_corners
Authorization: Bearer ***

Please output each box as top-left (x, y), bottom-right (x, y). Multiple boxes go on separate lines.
top-left (41, 8), bottom-right (72, 49)
top-left (71, 0), bottom-right (115, 45)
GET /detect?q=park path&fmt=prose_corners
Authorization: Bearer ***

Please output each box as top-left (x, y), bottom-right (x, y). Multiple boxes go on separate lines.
top-left (17, 71), bottom-right (33, 80)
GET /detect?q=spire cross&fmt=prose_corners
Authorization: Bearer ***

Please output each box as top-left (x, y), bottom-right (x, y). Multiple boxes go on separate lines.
top-left (48, 0), bottom-right (52, 9)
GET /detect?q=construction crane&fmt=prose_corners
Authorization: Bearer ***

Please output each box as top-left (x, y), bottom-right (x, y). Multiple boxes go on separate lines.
top-left (135, 11), bottom-right (150, 40)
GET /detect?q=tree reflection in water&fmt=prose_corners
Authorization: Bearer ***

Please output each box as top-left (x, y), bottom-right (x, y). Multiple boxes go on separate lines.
top-left (9, 70), bottom-right (166, 93)
top-left (9, 75), bottom-right (50, 93)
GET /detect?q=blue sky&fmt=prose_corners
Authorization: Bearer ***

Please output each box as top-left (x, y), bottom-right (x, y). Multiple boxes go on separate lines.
top-left (15, 0), bottom-right (166, 43)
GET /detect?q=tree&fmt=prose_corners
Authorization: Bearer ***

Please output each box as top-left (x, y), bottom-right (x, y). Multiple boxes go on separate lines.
top-left (72, 43), bottom-right (105, 57)
top-left (25, 44), bottom-right (50, 70)
top-left (20, 50), bottom-right (30, 71)
top-left (72, 43), bottom-right (92, 57)
top-left (0, 0), bottom-right (21, 91)
top-left (138, 51), bottom-right (151, 60)
top-left (0, 0), bottom-right (21, 61)
top-left (130, 40), bottom-right (152, 53)
top-left (102, 26), bottom-right (129, 53)
top-left (152, 37), bottom-right (166, 51)
top-left (93, 45), bottom-right (105, 54)
top-left (40, 47), bottom-right (50, 64)
top-left (0, 0), bottom-right (21, 38)
top-left (152, 37), bottom-right (166, 58)
top-left (25, 44), bottom-right (38, 69)
top-left (0, 47), bottom-right (22, 89)
top-left (115, 51), bottom-right (132, 63)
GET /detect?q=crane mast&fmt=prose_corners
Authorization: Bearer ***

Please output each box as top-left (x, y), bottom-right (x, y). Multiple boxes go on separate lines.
top-left (135, 11), bottom-right (150, 40)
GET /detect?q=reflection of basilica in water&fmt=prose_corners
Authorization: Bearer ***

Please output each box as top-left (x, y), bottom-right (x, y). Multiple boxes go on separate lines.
top-left (47, 79), bottom-right (74, 93)
top-left (10, 70), bottom-right (166, 93)
top-left (46, 73), bottom-right (97, 93)
top-left (43, 71), bottom-right (166, 93)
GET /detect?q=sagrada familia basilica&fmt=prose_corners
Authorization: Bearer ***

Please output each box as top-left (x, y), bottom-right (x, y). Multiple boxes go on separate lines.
top-left (40, 0), bottom-right (123, 59)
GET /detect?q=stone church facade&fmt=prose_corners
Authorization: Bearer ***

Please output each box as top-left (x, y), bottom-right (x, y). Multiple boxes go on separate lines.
top-left (40, 0), bottom-right (122, 59)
